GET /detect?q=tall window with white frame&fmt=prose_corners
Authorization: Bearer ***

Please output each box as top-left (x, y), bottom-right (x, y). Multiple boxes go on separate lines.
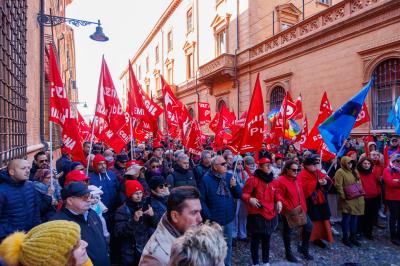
top-left (146, 56), bottom-right (150, 73)
top-left (186, 52), bottom-right (195, 80)
top-left (138, 65), bottom-right (142, 80)
top-left (155, 45), bottom-right (159, 63)
top-left (216, 29), bottom-right (226, 56)
top-left (187, 8), bottom-right (193, 33)
top-left (167, 30), bottom-right (173, 52)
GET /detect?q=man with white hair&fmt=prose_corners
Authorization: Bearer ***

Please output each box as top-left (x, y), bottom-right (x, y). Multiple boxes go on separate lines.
top-left (194, 150), bottom-right (212, 185)
top-left (167, 153), bottom-right (197, 188)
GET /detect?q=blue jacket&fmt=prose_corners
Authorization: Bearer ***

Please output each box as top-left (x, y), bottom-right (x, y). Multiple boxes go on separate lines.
top-left (89, 171), bottom-right (120, 213)
top-left (0, 170), bottom-right (41, 240)
top-left (198, 170), bottom-right (242, 226)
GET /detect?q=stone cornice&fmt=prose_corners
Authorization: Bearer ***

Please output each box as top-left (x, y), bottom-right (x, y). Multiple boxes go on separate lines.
top-left (119, 0), bottom-right (182, 79)
top-left (237, 0), bottom-right (399, 71)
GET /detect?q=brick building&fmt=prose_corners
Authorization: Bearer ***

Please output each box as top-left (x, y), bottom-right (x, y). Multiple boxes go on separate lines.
top-left (120, 0), bottom-right (399, 135)
top-left (0, 0), bottom-right (78, 168)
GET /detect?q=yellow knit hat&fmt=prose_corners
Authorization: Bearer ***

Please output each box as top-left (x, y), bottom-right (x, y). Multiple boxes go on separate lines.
top-left (0, 220), bottom-right (82, 266)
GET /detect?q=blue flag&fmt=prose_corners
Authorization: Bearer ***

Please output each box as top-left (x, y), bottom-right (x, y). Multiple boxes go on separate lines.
top-left (388, 96), bottom-right (400, 134)
top-left (318, 80), bottom-right (373, 154)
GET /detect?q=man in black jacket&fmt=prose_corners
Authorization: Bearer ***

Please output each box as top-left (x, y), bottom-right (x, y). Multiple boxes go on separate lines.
top-left (51, 182), bottom-right (110, 266)
top-left (167, 154), bottom-right (197, 188)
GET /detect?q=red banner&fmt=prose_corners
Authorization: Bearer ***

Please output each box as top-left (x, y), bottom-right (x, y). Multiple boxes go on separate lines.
top-left (77, 111), bottom-right (91, 142)
top-left (186, 121), bottom-right (203, 155)
top-left (198, 102), bottom-right (211, 126)
top-left (238, 74), bottom-right (264, 153)
top-left (353, 102), bottom-right (370, 128)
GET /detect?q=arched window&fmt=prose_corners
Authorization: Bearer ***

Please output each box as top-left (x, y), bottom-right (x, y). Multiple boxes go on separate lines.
top-left (371, 58), bottom-right (400, 130)
top-left (217, 99), bottom-right (226, 112)
top-left (270, 86), bottom-right (285, 111)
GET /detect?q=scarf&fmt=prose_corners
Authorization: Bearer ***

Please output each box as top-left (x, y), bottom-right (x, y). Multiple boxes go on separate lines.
top-left (254, 169), bottom-right (273, 183)
top-left (162, 214), bottom-right (181, 238)
top-left (214, 171), bottom-right (230, 196)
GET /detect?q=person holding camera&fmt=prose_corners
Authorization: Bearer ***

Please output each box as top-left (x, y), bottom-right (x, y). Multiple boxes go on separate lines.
top-left (114, 180), bottom-right (156, 266)
top-left (242, 158), bottom-right (282, 266)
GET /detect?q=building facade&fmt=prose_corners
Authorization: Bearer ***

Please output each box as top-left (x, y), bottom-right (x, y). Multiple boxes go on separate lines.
top-left (0, 0), bottom-right (77, 168)
top-left (120, 0), bottom-right (399, 136)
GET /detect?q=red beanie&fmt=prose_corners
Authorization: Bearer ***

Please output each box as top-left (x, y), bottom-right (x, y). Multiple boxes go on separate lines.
top-left (65, 170), bottom-right (90, 186)
top-left (346, 150), bottom-right (357, 157)
top-left (125, 180), bottom-right (144, 198)
top-left (93, 154), bottom-right (106, 172)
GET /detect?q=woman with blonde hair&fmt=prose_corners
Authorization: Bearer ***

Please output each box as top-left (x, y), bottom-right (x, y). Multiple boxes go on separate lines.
top-left (168, 222), bottom-right (227, 266)
top-left (0, 220), bottom-right (92, 266)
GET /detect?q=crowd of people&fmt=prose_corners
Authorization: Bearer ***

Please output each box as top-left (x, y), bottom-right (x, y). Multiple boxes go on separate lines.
top-left (0, 134), bottom-right (399, 266)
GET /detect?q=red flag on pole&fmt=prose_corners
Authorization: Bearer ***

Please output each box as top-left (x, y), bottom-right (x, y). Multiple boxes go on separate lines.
top-left (161, 76), bottom-right (180, 130)
top-left (303, 92), bottom-right (333, 150)
top-left (198, 102), bottom-right (211, 126)
top-left (77, 111), bottom-right (91, 142)
top-left (238, 74), bottom-right (264, 153)
top-left (186, 120), bottom-right (203, 155)
top-left (49, 45), bottom-right (71, 126)
top-left (353, 102), bottom-right (370, 128)
top-left (127, 60), bottom-right (147, 120)
top-left (293, 115), bottom-right (309, 152)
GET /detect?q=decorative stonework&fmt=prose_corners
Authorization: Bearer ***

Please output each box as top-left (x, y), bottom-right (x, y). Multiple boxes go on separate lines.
top-left (247, 0), bottom-right (387, 61)
top-left (198, 53), bottom-right (235, 79)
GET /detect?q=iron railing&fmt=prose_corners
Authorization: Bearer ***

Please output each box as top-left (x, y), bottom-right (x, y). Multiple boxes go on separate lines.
top-left (0, 0), bottom-right (27, 168)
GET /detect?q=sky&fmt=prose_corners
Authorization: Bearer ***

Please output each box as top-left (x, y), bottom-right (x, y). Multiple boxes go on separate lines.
top-left (67, 0), bottom-right (169, 117)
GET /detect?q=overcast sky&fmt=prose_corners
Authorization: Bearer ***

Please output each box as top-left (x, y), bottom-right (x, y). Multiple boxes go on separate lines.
top-left (67, 0), bottom-right (169, 117)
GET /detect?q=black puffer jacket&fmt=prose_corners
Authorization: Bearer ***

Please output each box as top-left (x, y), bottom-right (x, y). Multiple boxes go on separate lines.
top-left (114, 199), bottom-right (158, 266)
top-left (0, 170), bottom-right (41, 240)
top-left (167, 164), bottom-right (197, 188)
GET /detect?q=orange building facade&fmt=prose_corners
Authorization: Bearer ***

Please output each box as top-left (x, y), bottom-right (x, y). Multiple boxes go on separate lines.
top-left (120, 0), bottom-right (399, 136)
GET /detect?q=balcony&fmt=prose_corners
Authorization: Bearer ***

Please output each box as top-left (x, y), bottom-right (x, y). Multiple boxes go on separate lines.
top-left (198, 53), bottom-right (235, 83)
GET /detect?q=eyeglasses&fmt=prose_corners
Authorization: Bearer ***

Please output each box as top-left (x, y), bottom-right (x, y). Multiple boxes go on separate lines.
top-left (216, 162), bottom-right (227, 167)
top-left (290, 168), bottom-right (301, 173)
top-left (158, 184), bottom-right (168, 189)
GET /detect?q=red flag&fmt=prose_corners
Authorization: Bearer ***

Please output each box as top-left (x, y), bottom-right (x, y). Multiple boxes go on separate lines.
top-left (353, 102), bottom-right (370, 128)
top-left (294, 96), bottom-right (303, 120)
top-left (293, 115), bottom-right (309, 151)
top-left (94, 57), bottom-right (129, 152)
top-left (77, 111), bottom-right (91, 142)
top-left (209, 112), bottom-right (220, 132)
top-left (303, 92), bottom-right (333, 150)
top-left (161, 76), bottom-right (180, 132)
top-left (49, 44), bottom-right (71, 126)
top-left (238, 74), bottom-right (264, 153)
top-left (214, 105), bottom-right (237, 150)
top-left (198, 102), bottom-right (211, 126)
top-left (280, 92), bottom-right (300, 121)
top-left (186, 120), bottom-right (203, 155)
top-left (62, 117), bottom-right (87, 164)
top-left (127, 61), bottom-right (146, 119)
top-left (321, 142), bottom-right (336, 162)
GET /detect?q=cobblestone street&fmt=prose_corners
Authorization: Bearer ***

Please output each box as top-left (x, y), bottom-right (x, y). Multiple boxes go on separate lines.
top-left (233, 222), bottom-right (400, 266)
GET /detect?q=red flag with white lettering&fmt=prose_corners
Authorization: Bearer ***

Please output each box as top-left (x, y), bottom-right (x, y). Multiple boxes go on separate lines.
top-left (161, 76), bottom-right (181, 138)
top-left (303, 92), bottom-right (333, 150)
top-left (353, 102), bottom-right (370, 128)
top-left (214, 105), bottom-right (237, 150)
top-left (62, 117), bottom-right (87, 164)
top-left (293, 115), bottom-right (309, 152)
top-left (186, 120), bottom-right (203, 155)
top-left (49, 44), bottom-right (71, 126)
top-left (238, 74), bottom-right (264, 153)
top-left (198, 102), bottom-right (211, 126)
top-left (127, 61), bottom-right (146, 119)
top-left (77, 111), bottom-right (91, 142)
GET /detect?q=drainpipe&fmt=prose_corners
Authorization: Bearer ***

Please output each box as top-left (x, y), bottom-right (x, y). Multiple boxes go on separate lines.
top-left (39, 0), bottom-right (47, 150)
top-left (195, 0), bottom-right (200, 103)
top-left (235, 0), bottom-right (240, 116)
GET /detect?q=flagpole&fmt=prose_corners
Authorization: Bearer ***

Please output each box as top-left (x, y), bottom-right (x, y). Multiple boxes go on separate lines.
top-left (49, 121), bottom-right (54, 190)
top-left (326, 140), bottom-right (347, 174)
top-left (86, 115), bottom-right (96, 176)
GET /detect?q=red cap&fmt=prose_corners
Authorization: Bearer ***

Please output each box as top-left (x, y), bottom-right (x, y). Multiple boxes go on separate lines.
top-left (126, 160), bottom-right (144, 169)
top-left (346, 151), bottom-right (357, 157)
top-left (93, 154), bottom-right (106, 172)
top-left (258, 158), bottom-right (271, 165)
top-left (64, 170), bottom-right (90, 186)
top-left (125, 180), bottom-right (144, 198)
top-left (275, 153), bottom-right (284, 159)
top-left (153, 139), bottom-right (164, 150)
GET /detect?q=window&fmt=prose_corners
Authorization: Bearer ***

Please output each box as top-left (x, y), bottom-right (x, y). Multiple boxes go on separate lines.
top-left (138, 65), bottom-right (142, 80)
top-left (146, 84), bottom-right (150, 96)
top-left (155, 45), bottom-right (159, 63)
top-left (186, 8), bottom-right (193, 33)
top-left (217, 99), bottom-right (226, 112)
top-left (371, 58), bottom-right (400, 130)
top-left (146, 56), bottom-right (150, 73)
top-left (167, 30), bottom-right (173, 51)
top-left (186, 53), bottom-right (195, 79)
top-left (318, 0), bottom-right (331, 5)
top-left (167, 66), bottom-right (173, 84)
top-left (188, 107), bottom-right (195, 119)
top-left (155, 76), bottom-right (161, 92)
top-left (216, 29), bottom-right (226, 56)
top-left (270, 86), bottom-right (286, 111)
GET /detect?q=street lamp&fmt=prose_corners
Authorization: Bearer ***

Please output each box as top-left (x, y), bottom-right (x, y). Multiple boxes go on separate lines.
top-left (70, 101), bottom-right (88, 108)
top-left (37, 14), bottom-right (109, 42)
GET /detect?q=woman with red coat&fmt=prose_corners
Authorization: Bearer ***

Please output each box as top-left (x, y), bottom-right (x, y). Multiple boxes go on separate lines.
top-left (298, 156), bottom-right (334, 248)
top-left (278, 160), bottom-right (313, 263)
top-left (242, 158), bottom-right (282, 266)
top-left (383, 153), bottom-right (400, 246)
top-left (357, 158), bottom-right (381, 240)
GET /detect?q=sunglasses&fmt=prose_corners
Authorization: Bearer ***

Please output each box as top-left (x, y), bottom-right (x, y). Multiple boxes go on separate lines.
top-left (216, 162), bottom-right (227, 167)
top-left (290, 168), bottom-right (301, 173)
top-left (158, 184), bottom-right (168, 189)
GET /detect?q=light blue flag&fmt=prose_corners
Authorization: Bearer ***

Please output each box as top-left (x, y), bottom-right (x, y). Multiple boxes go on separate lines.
top-left (318, 80), bottom-right (373, 154)
top-left (388, 96), bottom-right (400, 134)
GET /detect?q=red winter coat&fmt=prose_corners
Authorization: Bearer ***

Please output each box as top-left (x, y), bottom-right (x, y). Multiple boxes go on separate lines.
top-left (359, 171), bottom-right (381, 199)
top-left (383, 167), bottom-right (400, 201)
top-left (277, 174), bottom-right (307, 214)
top-left (242, 173), bottom-right (280, 220)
